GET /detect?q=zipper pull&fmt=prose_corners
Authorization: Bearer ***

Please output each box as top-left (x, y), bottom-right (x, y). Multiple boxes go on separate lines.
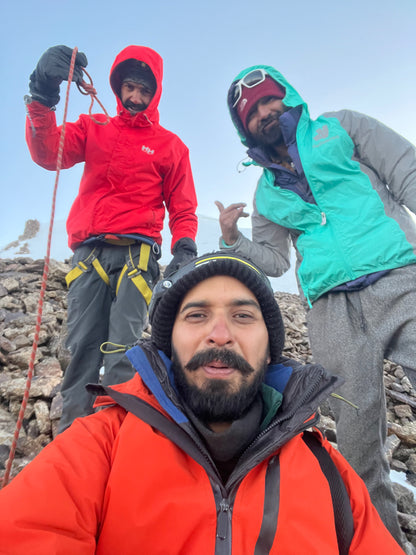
top-left (216, 500), bottom-right (231, 540)
top-left (320, 212), bottom-right (326, 225)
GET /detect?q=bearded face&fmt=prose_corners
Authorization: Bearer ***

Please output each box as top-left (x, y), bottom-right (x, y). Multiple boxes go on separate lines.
top-left (171, 347), bottom-right (269, 423)
top-left (170, 275), bottom-right (271, 427)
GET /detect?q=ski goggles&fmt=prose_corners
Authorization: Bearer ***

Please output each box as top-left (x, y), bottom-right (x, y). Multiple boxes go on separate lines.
top-left (231, 69), bottom-right (268, 108)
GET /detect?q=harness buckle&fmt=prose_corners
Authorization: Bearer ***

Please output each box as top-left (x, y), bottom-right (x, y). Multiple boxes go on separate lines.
top-left (79, 250), bottom-right (100, 272)
top-left (127, 268), bottom-right (141, 279)
top-left (76, 260), bottom-right (92, 273)
top-left (126, 256), bottom-right (141, 279)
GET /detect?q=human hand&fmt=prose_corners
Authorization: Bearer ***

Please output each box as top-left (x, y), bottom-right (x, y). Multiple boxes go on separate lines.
top-left (29, 45), bottom-right (88, 107)
top-left (215, 201), bottom-right (249, 246)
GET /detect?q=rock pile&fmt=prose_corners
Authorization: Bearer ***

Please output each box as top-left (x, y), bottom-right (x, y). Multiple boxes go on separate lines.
top-left (0, 257), bottom-right (415, 546)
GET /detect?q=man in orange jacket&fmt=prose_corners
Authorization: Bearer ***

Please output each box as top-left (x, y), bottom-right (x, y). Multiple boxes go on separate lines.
top-left (25, 44), bottom-right (198, 432)
top-left (0, 253), bottom-right (406, 553)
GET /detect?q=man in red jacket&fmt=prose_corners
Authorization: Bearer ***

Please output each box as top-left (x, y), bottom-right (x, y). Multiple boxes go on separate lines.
top-left (25, 44), bottom-right (198, 431)
top-left (0, 253), bottom-right (405, 553)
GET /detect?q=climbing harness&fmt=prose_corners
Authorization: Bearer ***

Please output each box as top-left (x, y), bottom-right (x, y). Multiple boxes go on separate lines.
top-left (64, 241), bottom-right (155, 359)
top-left (1, 47), bottom-right (109, 488)
top-left (65, 242), bottom-right (153, 306)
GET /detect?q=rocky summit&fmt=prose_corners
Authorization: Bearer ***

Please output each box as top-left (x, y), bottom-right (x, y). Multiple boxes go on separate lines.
top-left (0, 256), bottom-right (416, 546)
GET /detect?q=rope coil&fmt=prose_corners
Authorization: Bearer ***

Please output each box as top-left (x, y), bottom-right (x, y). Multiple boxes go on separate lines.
top-left (78, 68), bottom-right (110, 125)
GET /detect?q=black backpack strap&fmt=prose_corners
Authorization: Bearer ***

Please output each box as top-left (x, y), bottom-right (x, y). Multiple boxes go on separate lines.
top-left (302, 432), bottom-right (354, 555)
top-left (86, 383), bottom-right (210, 470)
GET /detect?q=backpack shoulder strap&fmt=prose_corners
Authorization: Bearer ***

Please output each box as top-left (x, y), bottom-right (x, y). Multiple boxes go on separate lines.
top-left (302, 431), bottom-right (354, 555)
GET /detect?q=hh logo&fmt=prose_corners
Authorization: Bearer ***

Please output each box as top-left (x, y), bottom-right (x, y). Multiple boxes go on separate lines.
top-left (142, 145), bottom-right (155, 155)
top-left (314, 125), bottom-right (329, 141)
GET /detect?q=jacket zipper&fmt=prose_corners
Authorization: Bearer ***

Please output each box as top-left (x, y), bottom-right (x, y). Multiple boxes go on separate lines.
top-left (217, 499), bottom-right (231, 540)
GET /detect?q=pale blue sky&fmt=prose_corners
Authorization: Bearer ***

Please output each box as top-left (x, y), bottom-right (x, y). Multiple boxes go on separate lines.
top-left (1, 0), bottom-right (415, 251)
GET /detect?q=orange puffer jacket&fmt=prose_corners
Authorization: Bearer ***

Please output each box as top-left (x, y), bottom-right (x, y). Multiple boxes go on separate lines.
top-left (0, 347), bottom-right (404, 554)
top-left (25, 45), bottom-right (197, 251)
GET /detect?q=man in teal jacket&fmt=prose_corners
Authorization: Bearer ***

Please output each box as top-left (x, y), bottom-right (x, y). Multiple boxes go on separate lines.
top-left (216, 65), bottom-right (416, 549)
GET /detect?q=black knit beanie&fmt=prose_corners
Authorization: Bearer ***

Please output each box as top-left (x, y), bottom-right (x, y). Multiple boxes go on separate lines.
top-left (150, 252), bottom-right (285, 363)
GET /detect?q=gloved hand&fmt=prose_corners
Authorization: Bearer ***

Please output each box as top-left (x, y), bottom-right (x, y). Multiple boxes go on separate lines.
top-left (29, 45), bottom-right (88, 107)
top-left (164, 238), bottom-right (197, 278)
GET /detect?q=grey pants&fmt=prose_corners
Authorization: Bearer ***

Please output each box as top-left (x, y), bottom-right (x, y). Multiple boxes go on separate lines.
top-left (307, 264), bottom-right (416, 545)
top-left (58, 243), bottom-right (160, 432)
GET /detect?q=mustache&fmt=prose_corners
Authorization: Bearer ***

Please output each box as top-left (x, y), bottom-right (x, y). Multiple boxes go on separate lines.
top-left (185, 348), bottom-right (255, 377)
top-left (124, 100), bottom-right (146, 112)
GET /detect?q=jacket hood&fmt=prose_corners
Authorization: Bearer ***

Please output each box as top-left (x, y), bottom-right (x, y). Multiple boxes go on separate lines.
top-left (227, 65), bottom-right (308, 149)
top-left (110, 45), bottom-right (163, 125)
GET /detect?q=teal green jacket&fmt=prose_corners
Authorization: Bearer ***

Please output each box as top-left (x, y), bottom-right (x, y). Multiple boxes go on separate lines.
top-left (225, 65), bottom-right (416, 305)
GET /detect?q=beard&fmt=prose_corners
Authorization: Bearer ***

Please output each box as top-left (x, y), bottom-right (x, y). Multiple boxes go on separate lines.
top-left (171, 347), bottom-right (269, 424)
top-left (250, 113), bottom-right (284, 147)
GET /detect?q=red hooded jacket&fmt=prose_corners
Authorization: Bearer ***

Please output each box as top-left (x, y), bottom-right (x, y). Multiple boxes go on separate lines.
top-left (25, 45), bottom-right (198, 251)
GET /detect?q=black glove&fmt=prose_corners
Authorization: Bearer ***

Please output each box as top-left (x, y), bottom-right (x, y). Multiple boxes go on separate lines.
top-left (29, 45), bottom-right (88, 107)
top-left (164, 238), bottom-right (197, 278)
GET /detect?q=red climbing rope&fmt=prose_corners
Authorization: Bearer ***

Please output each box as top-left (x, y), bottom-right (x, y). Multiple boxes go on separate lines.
top-left (1, 46), bottom-right (108, 488)
top-left (78, 68), bottom-right (110, 125)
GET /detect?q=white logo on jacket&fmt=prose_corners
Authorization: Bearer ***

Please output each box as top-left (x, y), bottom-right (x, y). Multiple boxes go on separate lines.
top-left (142, 145), bottom-right (155, 155)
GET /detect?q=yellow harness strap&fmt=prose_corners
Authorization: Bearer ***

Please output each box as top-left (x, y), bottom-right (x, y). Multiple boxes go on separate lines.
top-left (116, 243), bottom-right (153, 305)
top-left (65, 261), bottom-right (88, 287)
top-left (92, 257), bottom-right (110, 286)
top-left (65, 248), bottom-right (110, 288)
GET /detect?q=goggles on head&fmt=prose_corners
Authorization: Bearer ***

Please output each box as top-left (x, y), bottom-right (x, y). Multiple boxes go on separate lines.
top-left (231, 68), bottom-right (268, 108)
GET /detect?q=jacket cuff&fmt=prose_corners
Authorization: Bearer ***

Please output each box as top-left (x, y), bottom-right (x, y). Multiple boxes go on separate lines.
top-left (219, 232), bottom-right (242, 250)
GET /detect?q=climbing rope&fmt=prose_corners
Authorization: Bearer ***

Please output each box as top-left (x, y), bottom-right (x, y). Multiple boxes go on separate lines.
top-left (78, 67), bottom-right (110, 125)
top-left (1, 47), bottom-right (108, 488)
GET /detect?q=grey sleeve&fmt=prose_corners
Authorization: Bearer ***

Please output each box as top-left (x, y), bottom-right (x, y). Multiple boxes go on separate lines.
top-left (324, 109), bottom-right (416, 215)
top-left (219, 197), bottom-right (292, 277)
